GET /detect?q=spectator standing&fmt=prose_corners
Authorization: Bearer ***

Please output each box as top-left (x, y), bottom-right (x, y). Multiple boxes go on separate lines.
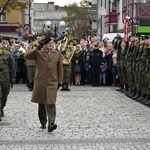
top-left (100, 61), bottom-right (107, 86)
top-left (89, 42), bottom-right (103, 86)
top-left (11, 44), bottom-right (20, 83)
top-left (111, 49), bottom-right (118, 86)
top-left (72, 44), bottom-right (83, 85)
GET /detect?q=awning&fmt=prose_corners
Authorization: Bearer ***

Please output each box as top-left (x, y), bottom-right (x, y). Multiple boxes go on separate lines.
top-left (0, 26), bottom-right (19, 32)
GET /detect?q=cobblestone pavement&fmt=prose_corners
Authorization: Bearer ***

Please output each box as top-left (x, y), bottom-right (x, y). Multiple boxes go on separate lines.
top-left (0, 84), bottom-right (150, 150)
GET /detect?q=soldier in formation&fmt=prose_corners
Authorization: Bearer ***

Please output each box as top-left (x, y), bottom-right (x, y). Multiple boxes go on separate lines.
top-left (116, 34), bottom-right (150, 106)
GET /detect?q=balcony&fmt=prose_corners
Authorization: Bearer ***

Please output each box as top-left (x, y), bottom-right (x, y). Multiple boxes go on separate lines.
top-left (136, 3), bottom-right (150, 19)
top-left (104, 11), bottom-right (118, 24)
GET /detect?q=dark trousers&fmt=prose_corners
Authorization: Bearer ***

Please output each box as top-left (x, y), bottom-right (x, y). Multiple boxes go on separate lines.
top-left (38, 103), bottom-right (47, 126)
top-left (38, 103), bottom-right (56, 126)
top-left (91, 66), bottom-right (100, 85)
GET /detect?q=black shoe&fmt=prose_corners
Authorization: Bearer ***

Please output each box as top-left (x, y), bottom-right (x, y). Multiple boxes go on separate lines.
top-left (96, 84), bottom-right (100, 87)
top-left (40, 124), bottom-right (46, 129)
top-left (141, 95), bottom-right (150, 104)
top-left (48, 124), bottom-right (57, 132)
top-left (136, 94), bottom-right (146, 102)
top-left (0, 116), bottom-right (2, 121)
top-left (146, 100), bottom-right (150, 106)
top-left (129, 89), bottom-right (136, 98)
top-left (125, 89), bottom-right (132, 96)
top-left (132, 91), bottom-right (141, 100)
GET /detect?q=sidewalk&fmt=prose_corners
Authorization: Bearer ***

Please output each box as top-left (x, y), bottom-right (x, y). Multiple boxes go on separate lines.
top-left (0, 84), bottom-right (150, 150)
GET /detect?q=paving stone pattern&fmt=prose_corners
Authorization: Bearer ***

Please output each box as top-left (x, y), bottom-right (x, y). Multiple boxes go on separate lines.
top-left (0, 84), bottom-right (150, 150)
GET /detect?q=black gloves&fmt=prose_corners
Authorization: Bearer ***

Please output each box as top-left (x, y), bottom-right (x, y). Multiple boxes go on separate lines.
top-left (37, 41), bottom-right (44, 50)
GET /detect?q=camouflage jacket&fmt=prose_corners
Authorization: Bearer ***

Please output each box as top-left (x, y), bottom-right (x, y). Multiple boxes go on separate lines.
top-left (0, 49), bottom-right (16, 83)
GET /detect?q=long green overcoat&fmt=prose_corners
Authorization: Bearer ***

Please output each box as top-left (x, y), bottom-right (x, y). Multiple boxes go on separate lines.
top-left (24, 48), bottom-right (63, 105)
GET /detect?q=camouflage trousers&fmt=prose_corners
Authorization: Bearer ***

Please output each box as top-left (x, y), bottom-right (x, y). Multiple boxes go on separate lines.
top-left (27, 66), bottom-right (36, 83)
top-left (136, 71), bottom-right (142, 92)
top-left (117, 64), bottom-right (122, 83)
top-left (140, 72), bottom-right (147, 94)
top-left (145, 72), bottom-right (150, 95)
top-left (0, 85), bottom-right (1, 117)
top-left (0, 82), bottom-right (10, 111)
top-left (127, 68), bottom-right (136, 90)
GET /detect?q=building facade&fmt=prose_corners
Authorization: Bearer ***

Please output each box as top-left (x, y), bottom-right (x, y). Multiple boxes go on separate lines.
top-left (33, 2), bottom-right (67, 37)
top-left (91, 0), bottom-right (150, 39)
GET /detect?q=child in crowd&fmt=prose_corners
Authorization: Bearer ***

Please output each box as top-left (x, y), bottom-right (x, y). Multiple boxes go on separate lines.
top-left (100, 61), bottom-right (107, 86)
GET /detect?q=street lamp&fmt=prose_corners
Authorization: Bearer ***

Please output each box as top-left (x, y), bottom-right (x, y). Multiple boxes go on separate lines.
top-left (44, 20), bottom-right (65, 40)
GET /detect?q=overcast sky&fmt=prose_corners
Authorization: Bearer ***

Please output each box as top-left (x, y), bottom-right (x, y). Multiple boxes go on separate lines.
top-left (34, 0), bottom-right (81, 6)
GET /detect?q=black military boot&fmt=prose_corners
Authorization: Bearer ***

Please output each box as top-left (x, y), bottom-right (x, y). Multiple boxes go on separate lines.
top-left (132, 90), bottom-right (141, 100)
top-left (65, 83), bottom-right (70, 91)
top-left (141, 95), bottom-right (150, 104)
top-left (125, 89), bottom-right (132, 96)
top-left (145, 99), bottom-right (150, 106)
top-left (60, 83), bottom-right (65, 91)
top-left (28, 83), bottom-right (33, 91)
top-left (128, 89), bottom-right (136, 98)
top-left (136, 93), bottom-right (146, 102)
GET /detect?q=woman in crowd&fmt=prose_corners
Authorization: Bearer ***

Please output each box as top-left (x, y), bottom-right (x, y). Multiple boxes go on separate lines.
top-left (72, 44), bottom-right (83, 85)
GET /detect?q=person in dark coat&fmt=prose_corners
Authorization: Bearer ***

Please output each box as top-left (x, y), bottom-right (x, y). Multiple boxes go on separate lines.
top-left (25, 37), bottom-right (63, 132)
top-left (89, 42), bottom-right (103, 86)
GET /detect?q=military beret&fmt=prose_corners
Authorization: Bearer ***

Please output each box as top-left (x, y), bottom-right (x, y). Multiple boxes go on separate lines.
top-left (43, 36), bottom-right (52, 45)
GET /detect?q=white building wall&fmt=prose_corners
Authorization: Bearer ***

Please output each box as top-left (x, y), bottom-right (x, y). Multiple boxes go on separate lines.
top-left (33, 3), bottom-right (67, 34)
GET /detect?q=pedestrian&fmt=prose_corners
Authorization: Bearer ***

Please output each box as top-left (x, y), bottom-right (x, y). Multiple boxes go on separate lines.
top-left (24, 36), bottom-right (63, 132)
top-left (0, 40), bottom-right (16, 121)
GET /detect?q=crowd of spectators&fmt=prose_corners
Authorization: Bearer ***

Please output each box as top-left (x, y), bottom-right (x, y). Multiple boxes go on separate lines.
top-left (0, 35), bottom-right (119, 87)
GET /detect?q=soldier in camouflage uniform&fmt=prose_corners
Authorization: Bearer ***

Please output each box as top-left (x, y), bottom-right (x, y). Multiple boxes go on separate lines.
top-left (141, 37), bottom-right (150, 104)
top-left (0, 40), bottom-right (16, 121)
top-left (115, 39), bottom-right (124, 91)
top-left (136, 37), bottom-right (148, 102)
top-left (2, 37), bottom-right (11, 52)
top-left (132, 38), bottom-right (144, 100)
top-left (125, 36), bottom-right (135, 96)
top-left (26, 40), bottom-right (36, 91)
top-left (130, 35), bottom-right (140, 99)
top-left (120, 40), bottom-right (129, 92)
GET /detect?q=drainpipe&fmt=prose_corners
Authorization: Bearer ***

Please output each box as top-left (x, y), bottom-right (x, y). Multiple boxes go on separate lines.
top-left (108, 0), bottom-right (110, 33)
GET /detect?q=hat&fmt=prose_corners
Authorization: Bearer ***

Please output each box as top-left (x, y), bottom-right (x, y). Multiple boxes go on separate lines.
top-left (43, 36), bottom-right (52, 45)
top-left (65, 28), bottom-right (71, 35)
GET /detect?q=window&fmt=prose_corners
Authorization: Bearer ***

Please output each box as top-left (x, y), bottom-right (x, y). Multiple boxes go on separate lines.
top-left (49, 13), bottom-right (53, 19)
top-left (39, 21), bottom-right (43, 27)
top-left (34, 21), bottom-right (38, 27)
top-left (0, 8), bottom-right (6, 22)
top-left (37, 7), bottom-right (44, 11)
